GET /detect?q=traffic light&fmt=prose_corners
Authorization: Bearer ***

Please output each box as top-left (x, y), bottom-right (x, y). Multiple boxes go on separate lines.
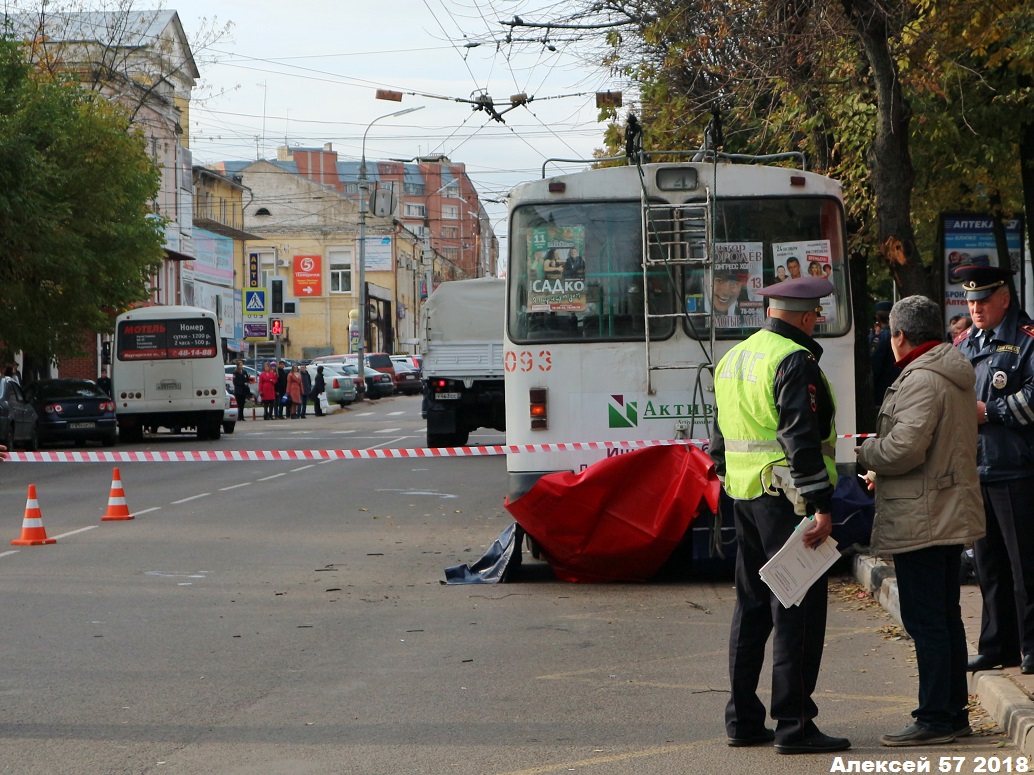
top-left (270, 277), bottom-right (284, 314)
top-left (270, 318), bottom-right (284, 337)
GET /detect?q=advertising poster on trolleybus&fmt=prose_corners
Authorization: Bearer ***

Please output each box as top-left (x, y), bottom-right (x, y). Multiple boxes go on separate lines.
top-left (706, 241), bottom-right (765, 328)
top-left (528, 226), bottom-right (587, 312)
top-left (773, 240), bottom-right (837, 325)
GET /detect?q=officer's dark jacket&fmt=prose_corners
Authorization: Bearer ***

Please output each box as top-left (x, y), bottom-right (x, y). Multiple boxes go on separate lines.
top-left (710, 317), bottom-right (837, 513)
top-left (957, 303), bottom-right (1034, 483)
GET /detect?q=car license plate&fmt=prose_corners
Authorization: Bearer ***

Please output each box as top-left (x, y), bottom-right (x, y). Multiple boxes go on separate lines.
top-left (436, 392), bottom-right (461, 400)
top-left (69, 422), bottom-right (96, 430)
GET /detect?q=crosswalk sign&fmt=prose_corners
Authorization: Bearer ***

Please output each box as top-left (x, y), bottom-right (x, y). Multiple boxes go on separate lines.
top-left (245, 290), bottom-right (266, 313)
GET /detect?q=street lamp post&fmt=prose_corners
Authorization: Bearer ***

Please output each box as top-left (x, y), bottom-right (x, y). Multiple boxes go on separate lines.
top-left (357, 105), bottom-right (423, 388)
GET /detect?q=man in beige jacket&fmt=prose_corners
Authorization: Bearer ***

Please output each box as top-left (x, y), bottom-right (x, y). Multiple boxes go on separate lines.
top-left (857, 295), bottom-right (985, 746)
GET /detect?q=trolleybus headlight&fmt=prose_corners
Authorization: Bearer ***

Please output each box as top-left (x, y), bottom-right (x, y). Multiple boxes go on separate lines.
top-left (529, 387), bottom-right (547, 430)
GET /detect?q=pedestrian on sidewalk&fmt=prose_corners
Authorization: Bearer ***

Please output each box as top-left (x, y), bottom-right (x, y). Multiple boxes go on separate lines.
top-left (286, 364), bottom-right (303, 419)
top-left (857, 295), bottom-right (984, 747)
top-left (274, 360), bottom-right (288, 419)
top-left (258, 361), bottom-right (277, 421)
top-left (312, 366), bottom-right (326, 417)
top-left (299, 364), bottom-right (311, 418)
top-left (710, 276), bottom-right (850, 756)
top-left (953, 265), bottom-right (1034, 676)
top-left (231, 361), bottom-right (250, 422)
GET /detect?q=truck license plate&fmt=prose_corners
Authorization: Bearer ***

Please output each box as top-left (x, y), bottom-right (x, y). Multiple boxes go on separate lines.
top-left (436, 392), bottom-right (461, 400)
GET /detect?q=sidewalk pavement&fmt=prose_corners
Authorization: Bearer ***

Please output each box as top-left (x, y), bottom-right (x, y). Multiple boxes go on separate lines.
top-left (854, 554), bottom-right (1034, 755)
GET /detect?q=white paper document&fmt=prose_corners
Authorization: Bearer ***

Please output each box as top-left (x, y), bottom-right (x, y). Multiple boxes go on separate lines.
top-left (759, 517), bottom-right (841, 608)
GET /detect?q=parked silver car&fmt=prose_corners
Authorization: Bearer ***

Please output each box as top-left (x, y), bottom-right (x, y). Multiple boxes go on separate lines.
top-left (306, 363), bottom-right (357, 408)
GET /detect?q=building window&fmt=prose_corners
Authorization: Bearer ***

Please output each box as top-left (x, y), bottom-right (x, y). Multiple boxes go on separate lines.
top-left (442, 204), bottom-right (459, 220)
top-left (441, 184), bottom-right (460, 198)
top-left (255, 207), bottom-right (271, 216)
top-left (404, 203), bottom-right (426, 218)
top-left (441, 226), bottom-right (459, 239)
top-left (329, 249), bottom-right (352, 293)
top-left (404, 182), bottom-right (425, 196)
top-left (442, 247), bottom-right (459, 263)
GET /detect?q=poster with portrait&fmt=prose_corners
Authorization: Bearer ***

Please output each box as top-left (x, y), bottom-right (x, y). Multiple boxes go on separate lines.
top-left (528, 225), bottom-right (587, 312)
top-left (773, 240), bottom-right (836, 325)
top-left (700, 242), bottom-right (765, 328)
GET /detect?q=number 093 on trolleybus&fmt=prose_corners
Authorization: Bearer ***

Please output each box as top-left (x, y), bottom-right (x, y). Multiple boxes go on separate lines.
top-left (504, 157), bottom-right (856, 565)
top-left (112, 305), bottom-right (227, 442)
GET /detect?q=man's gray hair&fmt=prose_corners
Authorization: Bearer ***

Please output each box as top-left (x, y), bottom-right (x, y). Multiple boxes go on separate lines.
top-left (889, 295), bottom-right (944, 345)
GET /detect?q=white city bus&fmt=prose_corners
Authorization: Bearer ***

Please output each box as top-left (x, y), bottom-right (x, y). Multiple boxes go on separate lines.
top-left (505, 155), bottom-right (856, 565)
top-left (112, 305), bottom-right (226, 442)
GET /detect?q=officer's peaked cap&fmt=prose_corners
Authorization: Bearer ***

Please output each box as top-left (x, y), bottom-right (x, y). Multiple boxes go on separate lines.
top-left (758, 276), bottom-right (834, 312)
top-left (952, 265), bottom-right (1014, 301)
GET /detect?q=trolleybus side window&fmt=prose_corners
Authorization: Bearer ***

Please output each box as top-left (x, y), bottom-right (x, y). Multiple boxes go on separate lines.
top-left (509, 201), bottom-right (677, 343)
top-left (682, 196), bottom-right (850, 338)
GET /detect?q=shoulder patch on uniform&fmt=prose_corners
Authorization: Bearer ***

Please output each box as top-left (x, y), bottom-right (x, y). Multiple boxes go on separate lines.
top-left (1020, 324), bottom-right (1034, 340)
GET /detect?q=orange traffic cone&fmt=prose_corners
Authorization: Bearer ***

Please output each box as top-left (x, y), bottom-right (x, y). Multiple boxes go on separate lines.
top-left (11, 485), bottom-right (56, 546)
top-left (102, 467), bottom-right (133, 521)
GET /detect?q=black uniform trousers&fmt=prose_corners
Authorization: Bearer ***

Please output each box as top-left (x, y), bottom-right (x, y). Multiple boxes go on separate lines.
top-left (726, 493), bottom-right (827, 743)
top-left (974, 476), bottom-right (1034, 664)
top-left (893, 544), bottom-right (968, 733)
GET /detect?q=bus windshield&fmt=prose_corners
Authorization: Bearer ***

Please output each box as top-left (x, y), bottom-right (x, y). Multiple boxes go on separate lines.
top-left (116, 317), bottom-right (220, 361)
top-left (508, 195), bottom-right (848, 344)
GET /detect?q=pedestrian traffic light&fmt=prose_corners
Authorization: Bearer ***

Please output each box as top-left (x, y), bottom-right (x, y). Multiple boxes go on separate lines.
top-left (270, 318), bottom-right (283, 337)
top-left (271, 277), bottom-right (284, 314)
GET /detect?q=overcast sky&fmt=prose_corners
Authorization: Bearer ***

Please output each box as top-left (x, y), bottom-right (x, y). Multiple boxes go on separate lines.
top-left (167, 0), bottom-right (622, 259)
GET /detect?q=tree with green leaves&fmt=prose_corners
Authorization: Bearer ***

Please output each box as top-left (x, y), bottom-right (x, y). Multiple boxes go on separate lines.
top-left (0, 31), bottom-right (165, 363)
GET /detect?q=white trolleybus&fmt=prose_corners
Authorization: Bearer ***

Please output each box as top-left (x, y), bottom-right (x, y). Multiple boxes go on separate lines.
top-left (113, 305), bottom-right (226, 442)
top-left (504, 153), bottom-right (856, 568)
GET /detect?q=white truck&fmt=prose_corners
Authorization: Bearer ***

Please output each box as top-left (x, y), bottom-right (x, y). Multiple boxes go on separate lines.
top-left (420, 277), bottom-right (506, 448)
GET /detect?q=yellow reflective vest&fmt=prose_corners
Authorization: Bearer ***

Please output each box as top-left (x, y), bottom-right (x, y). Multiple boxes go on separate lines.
top-left (714, 329), bottom-right (838, 501)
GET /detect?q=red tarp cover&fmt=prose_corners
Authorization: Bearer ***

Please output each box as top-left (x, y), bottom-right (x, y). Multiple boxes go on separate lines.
top-left (504, 444), bottom-right (721, 582)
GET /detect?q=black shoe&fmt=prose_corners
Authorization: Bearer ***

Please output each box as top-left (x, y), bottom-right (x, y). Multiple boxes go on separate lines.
top-left (775, 731), bottom-right (851, 755)
top-left (1022, 655), bottom-right (1034, 674)
top-left (727, 728), bottom-right (775, 747)
top-left (968, 654), bottom-right (1020, 672)
top-left (954, 724), bottom-right (973, 738)
top-left (881, 722), bottom-right (955, 747)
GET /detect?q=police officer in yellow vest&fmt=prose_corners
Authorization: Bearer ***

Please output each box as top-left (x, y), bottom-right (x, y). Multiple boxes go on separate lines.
top-left (711, 275), bottom-right (850, 755)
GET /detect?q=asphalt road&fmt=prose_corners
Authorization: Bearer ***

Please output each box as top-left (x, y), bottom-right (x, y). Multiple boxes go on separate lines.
top-left (0, 395), bottom-right (1023, 774)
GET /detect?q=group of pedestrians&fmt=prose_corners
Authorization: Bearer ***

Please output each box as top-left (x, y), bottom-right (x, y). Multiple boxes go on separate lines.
top-left (243, 360), bottom-right (323, 421)
top-left (712, 265), bottom-right (1034, 754)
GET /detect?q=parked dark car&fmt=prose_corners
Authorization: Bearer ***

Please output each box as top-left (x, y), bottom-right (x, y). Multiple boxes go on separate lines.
top-left (26, 378), bottom-right (117, 447)
top-left (392, 361), bottom-right (423, 395)
top-left (0, 377), bottom-right (39, 451)
top-left (339, 364), bottom-right (393, 399)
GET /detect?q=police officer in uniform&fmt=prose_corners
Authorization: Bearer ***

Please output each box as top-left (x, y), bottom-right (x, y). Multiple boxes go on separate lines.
top-left (710, 275), bottom-right (851, 754)
top-left (954, 265), bottom-right (1034, 675)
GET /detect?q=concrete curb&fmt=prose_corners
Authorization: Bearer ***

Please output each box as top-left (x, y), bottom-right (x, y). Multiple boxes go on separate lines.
top-left (852, 554), bottom-right (1034, 757)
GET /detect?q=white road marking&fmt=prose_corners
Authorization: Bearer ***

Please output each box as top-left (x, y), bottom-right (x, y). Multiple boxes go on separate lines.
top-left (387, 411), bottom-right (405, 416)
top-left (258, 472), bottom-right (287, 481)
top-left (172, 493), bottom-right (210, 504)
top-left (133, 507), bottom-right (162, 516)
top-left (291, 465), bottom-right (316, 472)
top-left (219, 482), bottom-right (251, 491)
top-left (376, 427), bottom-right (402, 433)
top-left (50, 526), bottom-right (99, 540)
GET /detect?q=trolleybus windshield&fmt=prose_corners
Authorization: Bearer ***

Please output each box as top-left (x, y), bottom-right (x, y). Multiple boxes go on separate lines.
top-left (508, 195), bottom-right (848, 344)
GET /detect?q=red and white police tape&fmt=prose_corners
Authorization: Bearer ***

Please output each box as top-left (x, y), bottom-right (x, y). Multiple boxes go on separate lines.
top-left (2, 434), bottom-right (875, 463)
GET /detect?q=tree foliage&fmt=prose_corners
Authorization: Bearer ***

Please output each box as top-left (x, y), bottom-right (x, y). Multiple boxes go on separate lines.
top-left (505, 0), bottom-right (1032, 302)
top-left (0, 31), bottom-right (164, 362)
